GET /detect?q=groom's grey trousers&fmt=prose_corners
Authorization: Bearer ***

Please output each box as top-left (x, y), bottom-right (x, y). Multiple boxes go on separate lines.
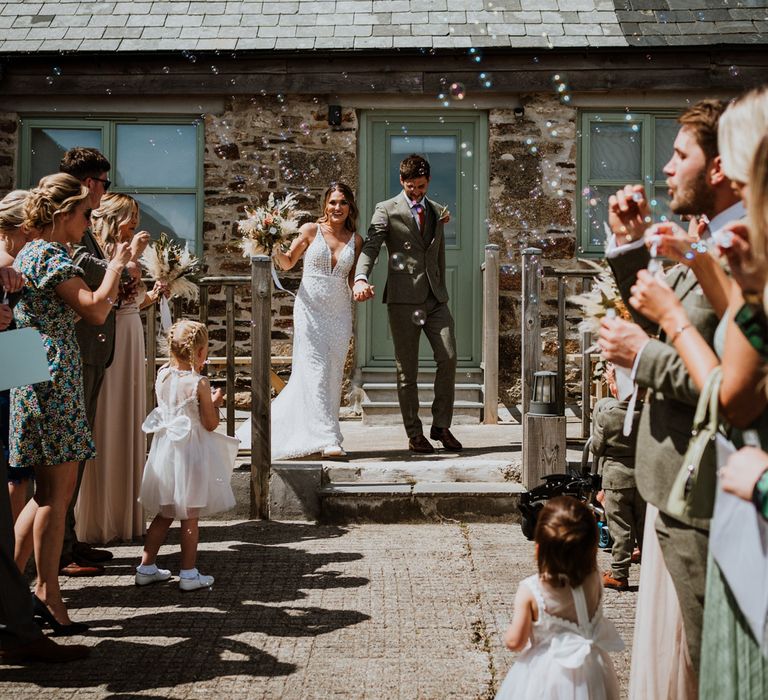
top-left (388, 292), bottom-right (456, 438)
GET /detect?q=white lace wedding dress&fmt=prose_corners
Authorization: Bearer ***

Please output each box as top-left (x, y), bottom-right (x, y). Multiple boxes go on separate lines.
top-left (237, 225), bottom-right (355, 459)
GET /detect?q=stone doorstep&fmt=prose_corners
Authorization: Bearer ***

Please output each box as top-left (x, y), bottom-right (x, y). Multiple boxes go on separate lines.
top-left (361, 401), bottom-right (483, 426)
top-left (324, 459), bottom-right (519, 484)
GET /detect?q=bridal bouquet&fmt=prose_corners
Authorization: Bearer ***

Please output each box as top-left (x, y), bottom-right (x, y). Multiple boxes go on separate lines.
top-left (140, 232), bottom-right (200, 301)
top-left (140, 233), bottom-right (200, 333)
top-left (569, 262), bottom-right (633, 381)
top-left (237, 192), bottom-right (301, 257)
top-left (569, 261), bottom-right (632, 336)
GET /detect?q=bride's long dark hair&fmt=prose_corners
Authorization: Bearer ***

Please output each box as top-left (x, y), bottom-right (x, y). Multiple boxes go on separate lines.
top-left (316, 182), bottom-right (358, 234)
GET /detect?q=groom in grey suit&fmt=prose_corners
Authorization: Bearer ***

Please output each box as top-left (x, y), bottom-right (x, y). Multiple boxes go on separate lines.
top-left (354, 154), bottom-right (462, 453)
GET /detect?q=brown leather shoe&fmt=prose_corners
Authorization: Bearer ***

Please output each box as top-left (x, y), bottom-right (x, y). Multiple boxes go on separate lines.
top-left (408, 434), bottom-right (435, 454)
top-left (74, 542), bottom-right (113, 563)
top-left (429, 427), bottom-right (463, 451)
top-left (602, 571), bottom-right (629, 591)
top-left (59, 561), bottom-right (104, 577)
top-left (0, 636), bottom-right (90, 663)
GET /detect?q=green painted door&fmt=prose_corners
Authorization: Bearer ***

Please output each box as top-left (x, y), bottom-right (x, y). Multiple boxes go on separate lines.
top-left (357, 112), bottom-right (487, 369)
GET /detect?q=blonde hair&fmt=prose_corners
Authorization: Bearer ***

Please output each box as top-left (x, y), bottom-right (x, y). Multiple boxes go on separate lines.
top-left (719, 86), bottom-right (768, 184)
top-left (0, 190), bottom-right (29, 254)
top-left (25, 173), bottom-right (88, 232)
top-left (91, 193), bottom-right (138, 259)
top-left (168, 319), bottom-right (208, 366)
top-left (750, 133), bottom-right (768, 274)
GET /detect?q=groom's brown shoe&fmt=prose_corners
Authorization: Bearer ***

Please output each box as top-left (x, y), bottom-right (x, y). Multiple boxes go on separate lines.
top-left (408, 434), bottom-right (435, 454)
top-left (430, 427), bottom-right (463, 451)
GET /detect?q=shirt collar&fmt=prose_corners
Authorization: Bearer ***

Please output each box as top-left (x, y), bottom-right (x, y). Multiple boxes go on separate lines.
top-left (707, 200), bottom-right (746, 237)
top-left (402, 191), bottom-right (425, 208)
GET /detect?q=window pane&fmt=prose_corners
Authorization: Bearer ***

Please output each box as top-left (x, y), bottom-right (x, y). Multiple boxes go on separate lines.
top-left (388, 135), bottom-right (458, 245)
top-left (654, 118), bottom-right (678, 180)
top-left (584, 185), bottom-right (615, 249)
top-left (589, 122), bottom-right (642, 180)
top-left (133, 194), bottom-right (197, 251)
top-left (115, 124), bottom-right (197, 188)
top-left (29, 128), bottom-right (102, 186)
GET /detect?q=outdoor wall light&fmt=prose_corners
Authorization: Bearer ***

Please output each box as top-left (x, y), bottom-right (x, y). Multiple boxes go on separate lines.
top-left (529, 370), bottom-right (558, 415)
top-left (328, 105), bottom-right (342, 126)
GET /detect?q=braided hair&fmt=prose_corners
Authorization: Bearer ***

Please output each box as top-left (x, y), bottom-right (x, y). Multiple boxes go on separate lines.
top-left (168, 319), bottom-right (209, 367)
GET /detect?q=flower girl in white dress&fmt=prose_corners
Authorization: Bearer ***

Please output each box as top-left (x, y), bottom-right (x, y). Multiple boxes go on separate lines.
top-left (135, 320), bottom-right (238, 592)
top-left (496, 496), bottom-right (624, 700)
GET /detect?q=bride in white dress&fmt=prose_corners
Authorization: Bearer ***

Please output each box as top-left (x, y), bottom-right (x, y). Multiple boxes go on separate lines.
top-left (238, 183), bottom-right (362, 459)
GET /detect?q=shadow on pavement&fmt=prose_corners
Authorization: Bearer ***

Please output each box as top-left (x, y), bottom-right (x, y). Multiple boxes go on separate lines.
top-left (3, 521), bottom-right (370, 693)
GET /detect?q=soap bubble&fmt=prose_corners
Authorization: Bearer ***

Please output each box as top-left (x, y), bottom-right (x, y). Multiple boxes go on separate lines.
top-left (632, 193), bottom-right (643, 202)
top-left (729, 65), bottom-right (739, 77)
top-left (411, 309), bottom-right (426, 326)
top-left (403, 241), bottom-right (412, 251)
top-left (449, 82), bottom-right (466, 100)
top-left (390, 253), bottom-right (406, 271)
top-left (162, 66), bottom-right (170, 74)
top-left (97, 333), bottom-right (106, 343)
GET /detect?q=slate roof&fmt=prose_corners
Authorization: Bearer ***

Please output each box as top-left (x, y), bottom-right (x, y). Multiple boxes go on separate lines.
top-left (0, 0), bottom-right (766, 53)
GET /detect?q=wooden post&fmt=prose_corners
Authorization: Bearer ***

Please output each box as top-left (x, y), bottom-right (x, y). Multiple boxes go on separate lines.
top-left (225, 284), bottom-right (235, 437)
top-left (250, 256), bottom-right (271, 520)
top-left (522, 414), bottom-right (567, 488)
top-left (482, 244), bottom-right (500, 425)
top-left (556, 274), bottom-right (566, 418)
top-left (580, 276), bottom-right (593, 439)
top-left (521, 248), bottom-right (542, 417)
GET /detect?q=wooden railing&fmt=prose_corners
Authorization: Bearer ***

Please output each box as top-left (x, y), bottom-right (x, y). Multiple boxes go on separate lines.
top-left (143, 256), bottom-right (273, 518)
top-left (521, 249), bottom-right (600, 439)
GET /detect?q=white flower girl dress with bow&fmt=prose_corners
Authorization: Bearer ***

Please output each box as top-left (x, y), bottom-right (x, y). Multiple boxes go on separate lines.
top-left (495, 570), bottom-right (624, 700)
top-left (139, 366), bottom-right (237, 520)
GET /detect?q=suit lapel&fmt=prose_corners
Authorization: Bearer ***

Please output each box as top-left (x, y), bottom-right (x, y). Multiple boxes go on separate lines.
top-left (669, 265), bottom-right (699, 303)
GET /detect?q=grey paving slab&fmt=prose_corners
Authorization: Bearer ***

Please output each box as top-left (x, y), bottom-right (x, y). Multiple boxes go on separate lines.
top-left (1, 522), bottom-right (635, 698)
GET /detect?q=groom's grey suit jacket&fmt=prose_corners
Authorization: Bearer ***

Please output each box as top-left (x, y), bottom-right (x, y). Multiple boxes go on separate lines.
top-left (355, 194), bottom-right (449, 305)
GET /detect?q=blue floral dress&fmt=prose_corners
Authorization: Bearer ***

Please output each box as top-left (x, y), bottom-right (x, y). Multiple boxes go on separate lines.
top-left (9, 240), bottom-right (96, 468)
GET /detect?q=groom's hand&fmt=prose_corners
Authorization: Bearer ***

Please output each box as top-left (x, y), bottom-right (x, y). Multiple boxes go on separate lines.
top-left (353, 280), bottom-right (375, 301)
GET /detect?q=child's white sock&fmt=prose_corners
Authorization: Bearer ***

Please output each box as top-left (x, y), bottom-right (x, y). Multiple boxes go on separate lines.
top-left (179, 567), bottom-right (199, 579)
top-left (136, 563), bottom-right (159, 575)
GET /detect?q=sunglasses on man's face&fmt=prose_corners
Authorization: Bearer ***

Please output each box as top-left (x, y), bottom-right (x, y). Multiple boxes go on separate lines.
top-left (90, 177), bottom-right (111, 191)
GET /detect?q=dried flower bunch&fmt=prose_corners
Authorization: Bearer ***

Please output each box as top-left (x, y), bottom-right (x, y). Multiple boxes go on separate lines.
top-left (238, 192), bottom-right (301, 257)
top-left (140, 232), bottom-right (200, 301)
top-left (569, 261), bottom-right (632, 336)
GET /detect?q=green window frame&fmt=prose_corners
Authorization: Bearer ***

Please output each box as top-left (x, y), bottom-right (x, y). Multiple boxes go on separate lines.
top-left (578, 110), bottom-right (680, 257)
top-left (18, 116), bottom-right (205, 253)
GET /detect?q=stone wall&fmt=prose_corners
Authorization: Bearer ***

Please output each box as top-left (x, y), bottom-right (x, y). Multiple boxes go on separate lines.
top-left (487, 93), bottom-right (585, 404)
top-left (200, 95), bottom-right (358, 371)
top-left (0, 112), bottom-right (18, 192)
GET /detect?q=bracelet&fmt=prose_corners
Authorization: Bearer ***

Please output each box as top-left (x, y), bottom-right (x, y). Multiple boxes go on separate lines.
top-left (670, 323), bottom-right (692, 343)
top-left (106, 263), bottom-right (124, 274)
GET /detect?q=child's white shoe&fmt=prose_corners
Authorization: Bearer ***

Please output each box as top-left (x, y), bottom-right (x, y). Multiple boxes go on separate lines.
top-left (135, 567), bottom-right (172, 586)
top-left (179, 573), bottom-right (214, 592)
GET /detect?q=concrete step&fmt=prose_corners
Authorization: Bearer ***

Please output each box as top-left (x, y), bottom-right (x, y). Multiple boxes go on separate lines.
top-left (361, 400), bottom-right (483, 426)
top-left (318, 482), bottom-right (524, 523)
top-left (324, 460), bottom-right (519, 485)
top-left (359, 368), bottom-right (483, 384)
top-left (362, 382), bottom-right (483, 403)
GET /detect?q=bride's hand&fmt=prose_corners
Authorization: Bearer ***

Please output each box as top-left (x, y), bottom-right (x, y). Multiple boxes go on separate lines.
top-left (211, 387), bottom-right (224, 408)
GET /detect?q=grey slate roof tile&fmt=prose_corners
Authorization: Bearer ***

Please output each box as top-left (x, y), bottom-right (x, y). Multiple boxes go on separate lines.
top-left (0, 0), bottom-right (764, 53)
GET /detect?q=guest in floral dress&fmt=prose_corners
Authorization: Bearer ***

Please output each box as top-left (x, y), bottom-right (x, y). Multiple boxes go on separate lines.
top-left (11, 173), bottom-right (131, 634)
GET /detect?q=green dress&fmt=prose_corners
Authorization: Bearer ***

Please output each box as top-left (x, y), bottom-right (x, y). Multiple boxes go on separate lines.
top-left (9, 240), bottom-right (96, 468)
top-left (699, 314), bottom-right (768, 699)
